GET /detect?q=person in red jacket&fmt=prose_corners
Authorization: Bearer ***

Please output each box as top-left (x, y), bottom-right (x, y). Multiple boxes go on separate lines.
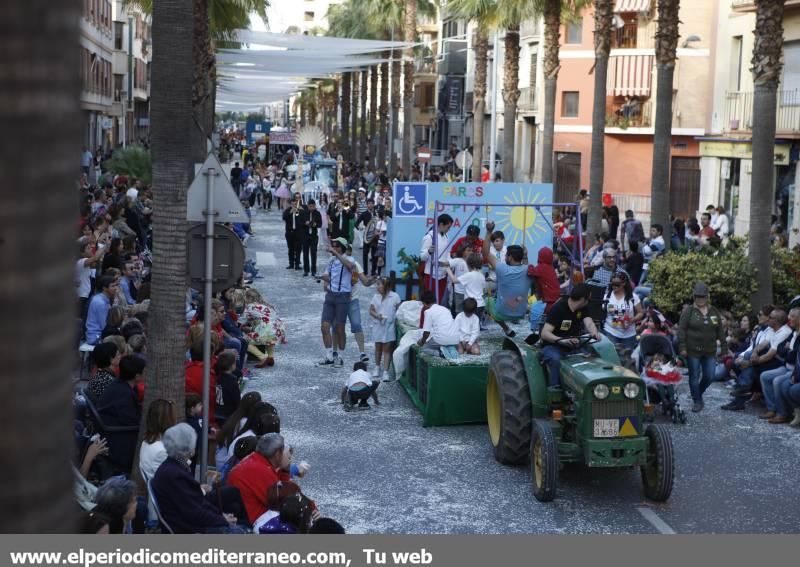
top-left (226, 433), bottom-right (292, 525)
top-left (449, 225), bottom-right (484, 259)
top-left (185, 327), bottom-right (219, 423)
top-left (528, 246), bottom-right (561, 314)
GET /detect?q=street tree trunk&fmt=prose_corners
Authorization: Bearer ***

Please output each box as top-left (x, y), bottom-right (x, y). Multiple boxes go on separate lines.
top-left (379, 57), bottom-right (390, 170)
top-left (147, 0), bottom-right (194, 416)
top-left (650, 0), bottom-right (681, 252)
top-left (192, 0), bottom-right (213, 164)
top-left (0, 0), bottom-right (81, 533)
top-left (402, 0), bottom-right (417, 174)
top-left (341, 72), bottom-right (351, 160)
top-left (360, 68), bottom-right (369, 165)
top-left (541, 0), bottom-right (562, 184)
top-left (471, 29), bottom-right (489, 183)
top-left (332, 79), bottom-right (340, 152)
top-left (351, 71), bottom-right (360, 163)
top-left (750, 0), bottom-right (785, 309)
top-left (391, 56), bottom-right (402, 173)
top-left (587, 0), bottom-right (614, 243)
top-left (502, 25), bottom-right (521, 183)
top-left (370, 65), bottom-right (379, 168)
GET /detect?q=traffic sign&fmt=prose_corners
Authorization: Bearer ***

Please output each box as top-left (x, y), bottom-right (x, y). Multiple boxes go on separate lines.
top-left (187, 153), bottom-right (246, 223)
top-left (185, 223), bottom-right (245, 293)
top-left (394, 183), bottom-right (428, 217)
top-left (417, 147), bottom-right (432, 163)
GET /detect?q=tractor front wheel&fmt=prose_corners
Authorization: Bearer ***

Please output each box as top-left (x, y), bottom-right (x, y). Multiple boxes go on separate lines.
top-left (640, 424), bottom-right (674, 501)
top-left (530, 420), bottom-right (558, 502)
top-left (487, 350), bottom-right (532, 465)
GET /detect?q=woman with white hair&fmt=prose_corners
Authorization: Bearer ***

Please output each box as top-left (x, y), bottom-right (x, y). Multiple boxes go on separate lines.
top-left (150, 423), bottom-right (248, 533)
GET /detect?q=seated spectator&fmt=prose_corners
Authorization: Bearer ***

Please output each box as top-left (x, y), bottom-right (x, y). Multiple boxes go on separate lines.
top-left (226, 433), bottom-right (293, 525)
top-left (87, 342), bottom-right (120, 400)
top-left (120, 318), bottom-right (145, 341)
top-left (416, 291), bottom-right (461, 350)
top-left (139, 399), bottom-right (176, 481)
top-left (127, 333), bottom-right (147, 362)
top-left (77, 510), bottom-right (111, 534)
top-left (260, 493), bottom-right (315, 534)
top-left (119, 261), bottom-right (138, 306)
top-left (253, 480), bottom-right (315, 532)
top-left (92, 477), bottom-right (137, 534)
top-left (97, 356), bottom-right (145, 475)
top-left (759, 307), bottom-right (799, 423)
top-left (85, 276), bottom-right (119, 345)
top-left (454, 298), bottom-right (481, 355)
top-left (219, 436), bottom-right (259, 486)
top-left (215, 391), bottom-right (263, 468)
top-left (528, 246), bottom-right (561, 330)
top-left (185, 325), bottom-right (220, 422)
top-left (231, 402), bottom-right (280, 449)
top-left (101, 306), bottom-right (126, 340)
top-left (150, 424), bottom-right (248, 534)
top-left (482, 226), bottom-right (529, 337)
top-left (309, 518), bottom-right (346, 534)
top-left (242, 289), bottom-right (287, 368)
top-left (214, 350), bottom-right (241, 426)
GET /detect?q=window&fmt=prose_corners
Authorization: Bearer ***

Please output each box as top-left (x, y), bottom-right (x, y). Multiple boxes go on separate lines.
top-left (415, 83), bottom-right (435, 108)
top-left (730, 36), bottom-right (743, 92)
top-left (562, 91), bottom-right (579, 117)
top-left (566, 19), bottom-right (582, 44)
top-left (115, 22), bottom-right (124, 50)
top-left (304, 11), bottom-right (315, 21)
top-left (530, 44), bottom-right (539, 91)
top-left (782, 42), bottom-right (800, 95)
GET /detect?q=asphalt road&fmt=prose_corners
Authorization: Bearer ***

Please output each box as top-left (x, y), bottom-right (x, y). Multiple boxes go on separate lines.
top-left (243, 207), bottom-right (800, 534)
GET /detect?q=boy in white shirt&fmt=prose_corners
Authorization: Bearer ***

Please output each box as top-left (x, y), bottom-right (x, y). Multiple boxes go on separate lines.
top-left (417, 291), bottom-right (461, 350)
top-left (448, 242), bottom-right (473, 313)
top-left (447, 253), bottom-right (487, 326)
top-left (454, 298), bottom-right (481, 355)
top-left (341, 362), bottom-right (380, 410)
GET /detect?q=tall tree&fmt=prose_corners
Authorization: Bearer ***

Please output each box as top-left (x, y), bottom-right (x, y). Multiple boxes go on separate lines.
top-left (750, 0), bottom-right (785, 308)
top-left (586, 0), bottom-right (613, 242)
top-left (369, 65), bottom-right (379, 167)
top-left (341, 72), bottom-right (352, 160)
top-left (360, 68), bottom-right (369, 164)
top-left (650, 0), bottom-right (681, 252)
top-left (540, 0), bottom-right (561, 183)
top-left (146, 0), bottom-right (195, 417)
top-left (379, 56), bottom-right (390, 169)
top-left (502, 24), bottom-right (521, 182)
top-left (351, 71), bottom-right (360, 162)
top-left (402, 0), bottom-right (418, 173)
top-left (0, 0), bottom-right (80, 533)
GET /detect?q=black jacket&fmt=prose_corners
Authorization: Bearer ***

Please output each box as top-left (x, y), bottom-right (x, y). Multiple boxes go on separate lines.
top-left (329, 207), bottom-right (354, 240)
top-left (97, 379), bottom-right (141, 474)
top-left (302, 209), bottom-right (323, 239)
top-left (282, 206), bottom-right (304, 234)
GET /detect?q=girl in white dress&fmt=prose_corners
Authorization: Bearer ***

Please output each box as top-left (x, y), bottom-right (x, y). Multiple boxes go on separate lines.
top-left (368, 278), bottom-right (402, 381)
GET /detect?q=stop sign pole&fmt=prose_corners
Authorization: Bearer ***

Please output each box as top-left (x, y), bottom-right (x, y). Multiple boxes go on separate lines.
top-left (199, 166), bottom-right (217, 482)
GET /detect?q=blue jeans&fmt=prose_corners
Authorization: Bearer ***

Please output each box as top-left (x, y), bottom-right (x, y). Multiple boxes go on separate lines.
top-left (714, 362), bottom-right (730, 382)
top-left (761, 367), bottom-right (793, 412)
top-left (687, 355), bottom-right (715, 403)
top-left (775, 377), bottom-right (800, 417)
top-left (348, 297), bottom-right (363, 334)
top-left (542, 344), bottom-right (572, 387)
top-left (224, 336), bottom-right (247, 372)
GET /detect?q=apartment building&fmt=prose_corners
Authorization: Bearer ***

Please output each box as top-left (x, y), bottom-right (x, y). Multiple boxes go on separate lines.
top-left (700, 0), bottom-right (800, 245)
top-left (110, 1), bottom-right (152, 148)
top-left (80, 0), bottom-right (115, 152)
top-left (550, 0), bottom-right (715, 227)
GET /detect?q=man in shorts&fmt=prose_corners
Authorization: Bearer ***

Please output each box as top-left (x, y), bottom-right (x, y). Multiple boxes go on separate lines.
top-left (318, 237), bottom-right (356, 368)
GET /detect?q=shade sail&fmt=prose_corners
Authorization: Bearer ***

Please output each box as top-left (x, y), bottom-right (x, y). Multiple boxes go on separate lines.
top-left (231, 30), bottom-right (413, 54)
top-left (614, 0), bottom-right (652, 12)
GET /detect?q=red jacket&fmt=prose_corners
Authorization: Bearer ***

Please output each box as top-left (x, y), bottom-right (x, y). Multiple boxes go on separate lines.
top-left (185, 360), bottom-right (217, 421)
top-left (449, 236), bottom-right (484, 258)
top-left (226, 452), bottom-right (290, 524)
top-left (527, 247), bottom-right (561, 308)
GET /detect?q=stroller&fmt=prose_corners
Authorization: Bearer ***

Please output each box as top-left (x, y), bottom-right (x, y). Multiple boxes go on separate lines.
top-left (637, 334), bottom-right (687, 424)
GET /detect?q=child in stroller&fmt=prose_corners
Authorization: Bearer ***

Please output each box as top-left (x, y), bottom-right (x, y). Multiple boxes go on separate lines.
top-left (637, 334), bottom-right (687, 424)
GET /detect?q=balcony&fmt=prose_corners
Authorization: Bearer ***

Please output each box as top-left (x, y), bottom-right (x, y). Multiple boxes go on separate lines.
top-left (605, 98), bottom-right (653, 130)
top-left (415, 58), bottom-right (437, 74)
top-left (724, 90), bottom-right (800, 136)
top-left (518, 86), bottom-right (537, 113)
top-left (610, 17), bottom-right (655, 51)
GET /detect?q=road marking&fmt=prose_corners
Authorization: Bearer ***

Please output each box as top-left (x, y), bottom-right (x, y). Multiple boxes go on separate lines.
top-left (257, 252), bottom-right (276, 266)
top-left (637, 507), bottom-right (677, 534)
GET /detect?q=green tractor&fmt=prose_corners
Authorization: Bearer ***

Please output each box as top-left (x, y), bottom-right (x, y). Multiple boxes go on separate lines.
top-left (487, 334), bottom-right (674, 502)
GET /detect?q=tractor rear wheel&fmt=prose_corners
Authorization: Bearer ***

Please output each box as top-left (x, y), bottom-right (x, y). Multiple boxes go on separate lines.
top-left (530, 420), bottom-right (558, 502)
top-left (487, 350), bottom-right (532, 465)
top-left (640, 424), bottom-right (674, 501)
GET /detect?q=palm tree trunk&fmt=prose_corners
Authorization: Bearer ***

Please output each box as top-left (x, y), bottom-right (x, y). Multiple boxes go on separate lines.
top-left (391, 56), bottom-right (402, 173)
top-left (587, 0), bottom-right (614, 243)
top-left (148, 0), bottom-right (194, 416)
top-left (502, 25), bottom-right (521, 182)
top-left (0, 0), bottom-right (80, 532)
top-left (650, 0), bottom-right (681, 253)
top-left (379, 57), bottom-right (389, 170)
top-left (191, 0), bottom-right (212, 164)
top-left (370, 65), bottom-right (379, 168)
top-left (750, 0), bottom-right (785, 308)
top-left (332, 78), bottom-right (340, 152)
top-left (351, 71), bottom-right (359, 162)
top-left (541, 0), bottom-right (561, 183)
top-left (360, 68), bottom-right (369, 165)
top-left (341, 72), bottom-right (351, 160)
top-left (472, 29), bottom-right (489, 183)
top-left (402, 0), bottom-right (417, 174)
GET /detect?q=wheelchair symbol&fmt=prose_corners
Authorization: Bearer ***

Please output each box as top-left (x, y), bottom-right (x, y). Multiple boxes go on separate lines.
top-left (397, 186), bottom-right (424, 215)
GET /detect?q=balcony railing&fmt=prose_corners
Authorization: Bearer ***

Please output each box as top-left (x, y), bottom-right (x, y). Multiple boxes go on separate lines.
top-left (725, 90), bottom-right (800, 134)
top-left (610, 18), bottom-right (656, 50)
top-left (415, 59), bottom-right (436, 74)
top-left (518, 86), bottom-right (537, 113)
top-left (605, 99), bottom-right (653, 129)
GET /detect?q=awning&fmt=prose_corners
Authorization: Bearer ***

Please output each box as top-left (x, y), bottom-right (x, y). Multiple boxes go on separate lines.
top-left (607, 54), bottom-right (654, 97)
top-left (614, 0), bottom-right (652, 12)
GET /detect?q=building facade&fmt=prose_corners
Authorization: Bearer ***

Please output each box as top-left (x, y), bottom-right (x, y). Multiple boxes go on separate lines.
top-left (80, 0), bottom-right (115, 152)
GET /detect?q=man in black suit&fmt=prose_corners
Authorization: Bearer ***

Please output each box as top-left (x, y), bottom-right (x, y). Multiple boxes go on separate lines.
top-left (97, 355), bottom-right (144, 475)
top-left (302, 199), bottom-right (324, 277)
top-left (283, 198), bottom-right (304, 270)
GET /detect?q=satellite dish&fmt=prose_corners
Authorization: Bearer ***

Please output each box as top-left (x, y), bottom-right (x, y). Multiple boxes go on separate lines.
top-left (456, 150), bottom-right (472, 170)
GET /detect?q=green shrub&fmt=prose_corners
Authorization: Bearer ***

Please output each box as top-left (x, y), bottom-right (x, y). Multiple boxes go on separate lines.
top-left (103, 145), bottom-right (152, 185)
top-left (772, 246), bottom-right (800, 307)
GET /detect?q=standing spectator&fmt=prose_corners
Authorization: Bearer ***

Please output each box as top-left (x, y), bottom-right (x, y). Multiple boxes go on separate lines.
top-left (621, 210), bottom-right (644, 253)
top-left (601, 272), bottom-right (644, 352)
top-left (97, 356), bottom-right (145, 475)
top-left (678, 283), bottom-right (726, 412)
top-left (712, 205), bottom-right (730, 242)
top-left (449, 225), bottom-right (484, 259)
top-left (81, 147), bottom-right (94, 177)
top-left (624, 241), bottom-right (644, 286)
top-left (302, 199), bottom-right (323, 277)
top-left (447, 242), bottom-right (473, 314)
top-left (578, 190), bottom-right (589, 230)
top-left (76, 239), bottom-right (107, 332)
top-left (368, 278), bottom-right (401, 381)
top-left (419, 214), bottom-right (454, 304)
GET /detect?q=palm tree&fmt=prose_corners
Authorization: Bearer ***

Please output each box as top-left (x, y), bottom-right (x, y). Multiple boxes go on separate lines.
top-left (586, 0), bottom-right (613, 242)
top-left (369, 65), bottom-right (379, 167)
top-left (351, 71), bottom-right (360, 161)
top-left (341, 72), bottom-right (352, 160)
top-left (360, 68), bottom-right (369, 163)
top-left (750, 0), bottom-right (785, 308)
top-left (379, 56), bottom-right (390, 169)
top-left (448, 0), bottom-right (497, 183)
top-left (649, 0), bottom-right (681, 252)
top-left (402, 0), bottom-right (418, 173)
top-left (0, 0), bottom-right (81, 532)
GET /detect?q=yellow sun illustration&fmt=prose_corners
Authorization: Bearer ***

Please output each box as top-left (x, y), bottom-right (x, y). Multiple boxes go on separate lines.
top-left (495, 188), bottom-right (549, 246)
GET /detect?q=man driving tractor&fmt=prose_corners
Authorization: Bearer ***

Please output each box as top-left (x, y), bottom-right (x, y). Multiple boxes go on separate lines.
top-left (540, 283), bottom-right (602, 387)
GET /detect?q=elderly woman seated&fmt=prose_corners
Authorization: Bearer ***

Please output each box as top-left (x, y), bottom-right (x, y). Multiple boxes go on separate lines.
top-left (92, 477), bottom-right (137, 534)
top-left (150, 423), bottom-right (248, 533)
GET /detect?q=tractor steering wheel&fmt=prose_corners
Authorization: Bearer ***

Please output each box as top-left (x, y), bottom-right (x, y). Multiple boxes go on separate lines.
top-left (555, 333), bottom-right (600, 350)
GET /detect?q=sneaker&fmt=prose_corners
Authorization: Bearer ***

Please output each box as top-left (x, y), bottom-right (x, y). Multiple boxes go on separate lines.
top-left (318, 358), bottom-right (335, 367)
top-left (382, 370), bottom-right (395, 383)
top-left (359, 353), bottom-right (370, 363)
top-left (286, 265), bottom-right (295, 270)
top-left (334, 357), bottom-right (344, 368)
top-left (343, 402), bottom-right (354, 412)
top-left (720, 401), bottom-right (745, 411)
top-left (371, 366), bottom-right (381, 378)
top-left (303, 272), bottom-right (309, 277)
top-left (691, 401), bottom-right (704, 413)
top-left (758, 411), bottom-right (776, 420)
top-left (789, 409), bottom-right (800, 427)
top-left (768, 415), bottom-right (792, 424)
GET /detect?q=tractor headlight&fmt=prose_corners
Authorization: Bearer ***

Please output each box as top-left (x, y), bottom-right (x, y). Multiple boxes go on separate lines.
top-left (593, 384), bottom-right (610, 400)
top-left (624, 383), bottom-right (640, 399)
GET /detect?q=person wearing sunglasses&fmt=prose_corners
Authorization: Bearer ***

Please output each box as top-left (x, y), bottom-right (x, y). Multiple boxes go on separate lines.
top-left (601, 272), bottom-right (644, 353)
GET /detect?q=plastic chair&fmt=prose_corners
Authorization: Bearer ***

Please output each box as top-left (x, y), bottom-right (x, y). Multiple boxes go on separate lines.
top-left (141, 470), bottom-right (174, 534)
